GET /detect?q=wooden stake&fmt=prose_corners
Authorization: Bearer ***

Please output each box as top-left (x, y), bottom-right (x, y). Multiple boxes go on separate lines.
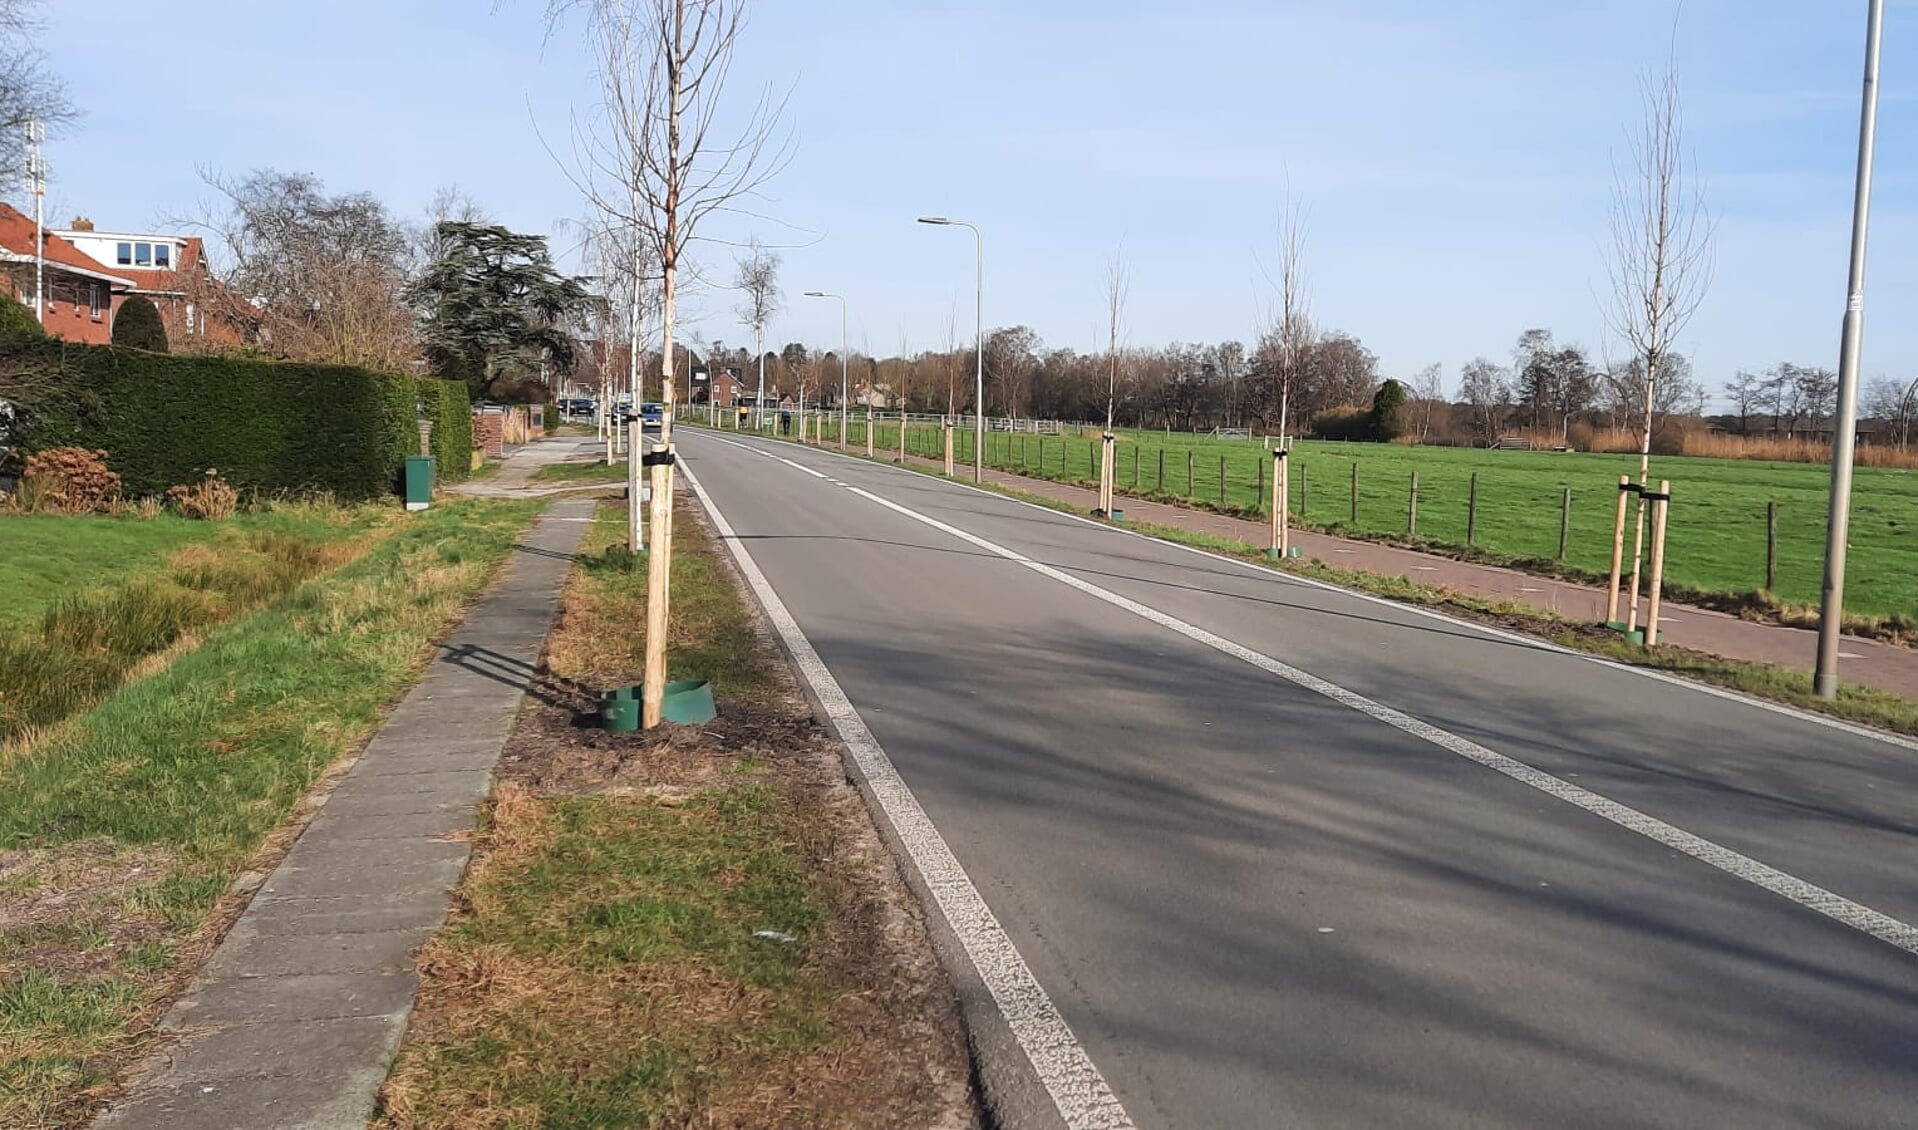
top-left (1605, 475), bottom-right (1630, 623)
top-left (1559, 487), bottom-right (1571, 561)
top-left (1185, 450), bottom-right (1194, 499)
top-left (866, 413), bottom-right (874, 457)
top-left (944, 426), bottom-right (955, 476)
top-left (1407, 471), bottom-right (1419, 535)
top-left (1300, 463), bottom-right (1309, 518)
top-left (1270, 448), bottom-right (1282, 550)
top-left (1645, 481), bottom-right (1671, 645)
top-left (1766, 501), bottom-right (1778, 592)
top-left (1350, 462), bottom-right (1359, 525)
top-left (1218, 454), bottom-right (1227, 505)
top-left (1467, 472), bottom-right (1479, 546)
top-left (898, 412), bottom-right (906, 463)
top-left (1257, 453), bottom-right (1266, 511)
top-left (641, 447), bottom-right (672, 729)
top-left (1156, 449), bottom-right (1165, 492)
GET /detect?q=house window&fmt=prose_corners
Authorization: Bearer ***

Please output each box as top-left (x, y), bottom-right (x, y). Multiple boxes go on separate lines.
top-left (133, 243), bottom-right (152, 267)
top-left (88, 284), bottom-right (101, 317)
top-left (154, 244), bottom-right (171, 268)
top-left (184, 301), bottom-right (195, 335)
top-left (115, 242), bottom-right (132, 265)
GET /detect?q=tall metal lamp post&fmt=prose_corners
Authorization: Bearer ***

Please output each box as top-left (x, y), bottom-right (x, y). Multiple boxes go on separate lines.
top-left (917, 217), bottom-right (984, 481)
top-left (804, 291), bottom-right (849, 447)
top-left (1815, 0), bottom-right (1886, 700)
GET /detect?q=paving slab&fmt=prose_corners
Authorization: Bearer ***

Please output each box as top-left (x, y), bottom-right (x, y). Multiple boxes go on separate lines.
top-left (95, 487), bottom-right (592, 1129)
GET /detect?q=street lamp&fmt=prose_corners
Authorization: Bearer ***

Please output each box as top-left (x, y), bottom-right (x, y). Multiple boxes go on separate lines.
top-left (1814, 0), bottom-right (1885, 700)
top-left (918, 217), bottom-right (984, 482)
top-left (804, 291), bottom-right (849, 448)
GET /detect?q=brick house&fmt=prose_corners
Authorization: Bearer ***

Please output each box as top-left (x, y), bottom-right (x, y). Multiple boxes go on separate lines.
top-left (51, 219), bottom-right (247, 348)
top-left (691, 366), bottom-right (747, 407)
top-left (0, 202), bottom-right (132, 343)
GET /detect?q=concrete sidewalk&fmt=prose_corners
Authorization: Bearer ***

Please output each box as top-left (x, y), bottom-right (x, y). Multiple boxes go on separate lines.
top-left (776, 433), bottom-right (1918, 700)
top-left (450, 433), bottom-right (612, 498)
top-left (95, 497), bottom-right (594, 1130)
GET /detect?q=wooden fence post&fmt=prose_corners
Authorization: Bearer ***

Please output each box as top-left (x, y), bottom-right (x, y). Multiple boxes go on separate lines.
top-left (1300, 463), bottom-right (1309, 518)
top-left (1467, 472), bottom-right (1479, 546)
top-left (1605, 475), bottom-right (1631, 625)
top-left (1157, 449), bottom-right (1165, 492)
top-left (1766, 501), bottom-right (1778, 592)
top-left (1185, 450), bottom-right (1195, 499)
top-left (1645, 481), bottom-right (1672, 645)
top-left (1219, 454), bottom-right (1227, 505)
top-left (1350, 463), bottom-right (1359, 526)
top-left (1559, 487), bottom-right (1571, 561)
top-left (1407, 471), bottom-right (1419, 535)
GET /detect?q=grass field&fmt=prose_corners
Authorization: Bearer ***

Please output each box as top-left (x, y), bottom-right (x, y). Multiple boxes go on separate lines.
top-left (0, 498), bottom-right (541, 1127)
top-left (788, 416), bottom-right (1913, 622)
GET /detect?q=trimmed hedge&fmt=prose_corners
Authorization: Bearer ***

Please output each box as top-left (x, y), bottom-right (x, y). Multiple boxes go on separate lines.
top-left (5, 340), bottom-right (470, 500)
top-left (419, 377), bottom-right (473, 482)
top-left (111, 296), bottom-right (169, 352)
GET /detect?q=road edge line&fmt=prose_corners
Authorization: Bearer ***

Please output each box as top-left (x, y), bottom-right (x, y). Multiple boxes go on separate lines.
top-left (676, 456), bottom-right (1136, 1130)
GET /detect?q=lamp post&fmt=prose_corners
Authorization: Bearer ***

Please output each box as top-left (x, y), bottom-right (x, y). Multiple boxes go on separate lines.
top-left (1814, 0), bottom-right (1885, 700)
top-left (918, 217), bottom-right (984, 482)
top-left (804, 291), bottom-right (849, 447)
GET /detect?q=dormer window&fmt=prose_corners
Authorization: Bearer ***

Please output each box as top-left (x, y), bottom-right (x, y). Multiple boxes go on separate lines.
top-left (154, 244), bottom-right (170, 268)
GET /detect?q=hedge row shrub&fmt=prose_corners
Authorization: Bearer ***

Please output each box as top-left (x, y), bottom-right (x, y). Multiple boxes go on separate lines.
top-left (418, 376), bottom-right (473, 482)
top-left (4, 339), bottom-right (470, 500)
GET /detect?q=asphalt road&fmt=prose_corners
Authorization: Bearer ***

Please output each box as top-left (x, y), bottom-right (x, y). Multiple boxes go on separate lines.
top-left (676, 428), bottom-right (1918, 1130)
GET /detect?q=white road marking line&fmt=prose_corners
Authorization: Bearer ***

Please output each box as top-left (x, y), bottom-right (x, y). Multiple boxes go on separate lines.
top-left (678, 455), bottom-right (1135, 1130)
top-left (810, 477), bottom-right (1918, 961)
top-left (688, 428), bottom-right (1918, 756)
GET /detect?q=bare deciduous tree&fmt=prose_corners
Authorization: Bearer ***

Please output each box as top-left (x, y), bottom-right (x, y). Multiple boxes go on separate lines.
top-left (0, 1), bottom-right (71, 195)
top-left (185, 169), bottom-right (418, 370)
top-left (555, 0), bottom-right (788, 726)
top-left (1604, 47), bottom-right (1712, 630)
top-left (734, 237), bottom-right (780, 427)
top-left (1606, 58), bottom-right (1712, 476)
top-left (1410, 362), bottom-right (1445, 442)
top-left (1257, 194), bottom-right (1311, 442)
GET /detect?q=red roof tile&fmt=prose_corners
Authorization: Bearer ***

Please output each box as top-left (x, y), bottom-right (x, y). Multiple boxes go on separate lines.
top-left (0, 202), bottom-right (134, 286)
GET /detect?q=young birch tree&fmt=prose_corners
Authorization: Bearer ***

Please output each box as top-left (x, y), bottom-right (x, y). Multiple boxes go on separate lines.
top-left (558, 0), bottom-right (788, 727)
top-left (734, 237), bottom-right (781, 429)
top-left (1257, 195), bottom-right (1311, 443)
top-left (1605, 51), bottom-right (1712, 629)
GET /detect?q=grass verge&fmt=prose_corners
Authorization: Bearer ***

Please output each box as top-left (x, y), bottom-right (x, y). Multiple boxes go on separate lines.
top-left (0, 497), bottom-right (543, 1128)
top-left (376, 496), bottom-right (971, 1128)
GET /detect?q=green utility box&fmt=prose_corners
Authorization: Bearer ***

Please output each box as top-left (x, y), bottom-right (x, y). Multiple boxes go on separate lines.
top-left (404, 455), bottom-right (436, 512)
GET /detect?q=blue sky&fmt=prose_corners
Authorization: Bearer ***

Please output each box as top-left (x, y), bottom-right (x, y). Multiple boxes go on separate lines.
top-left (32, 1), bottom-right (1918, 404)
